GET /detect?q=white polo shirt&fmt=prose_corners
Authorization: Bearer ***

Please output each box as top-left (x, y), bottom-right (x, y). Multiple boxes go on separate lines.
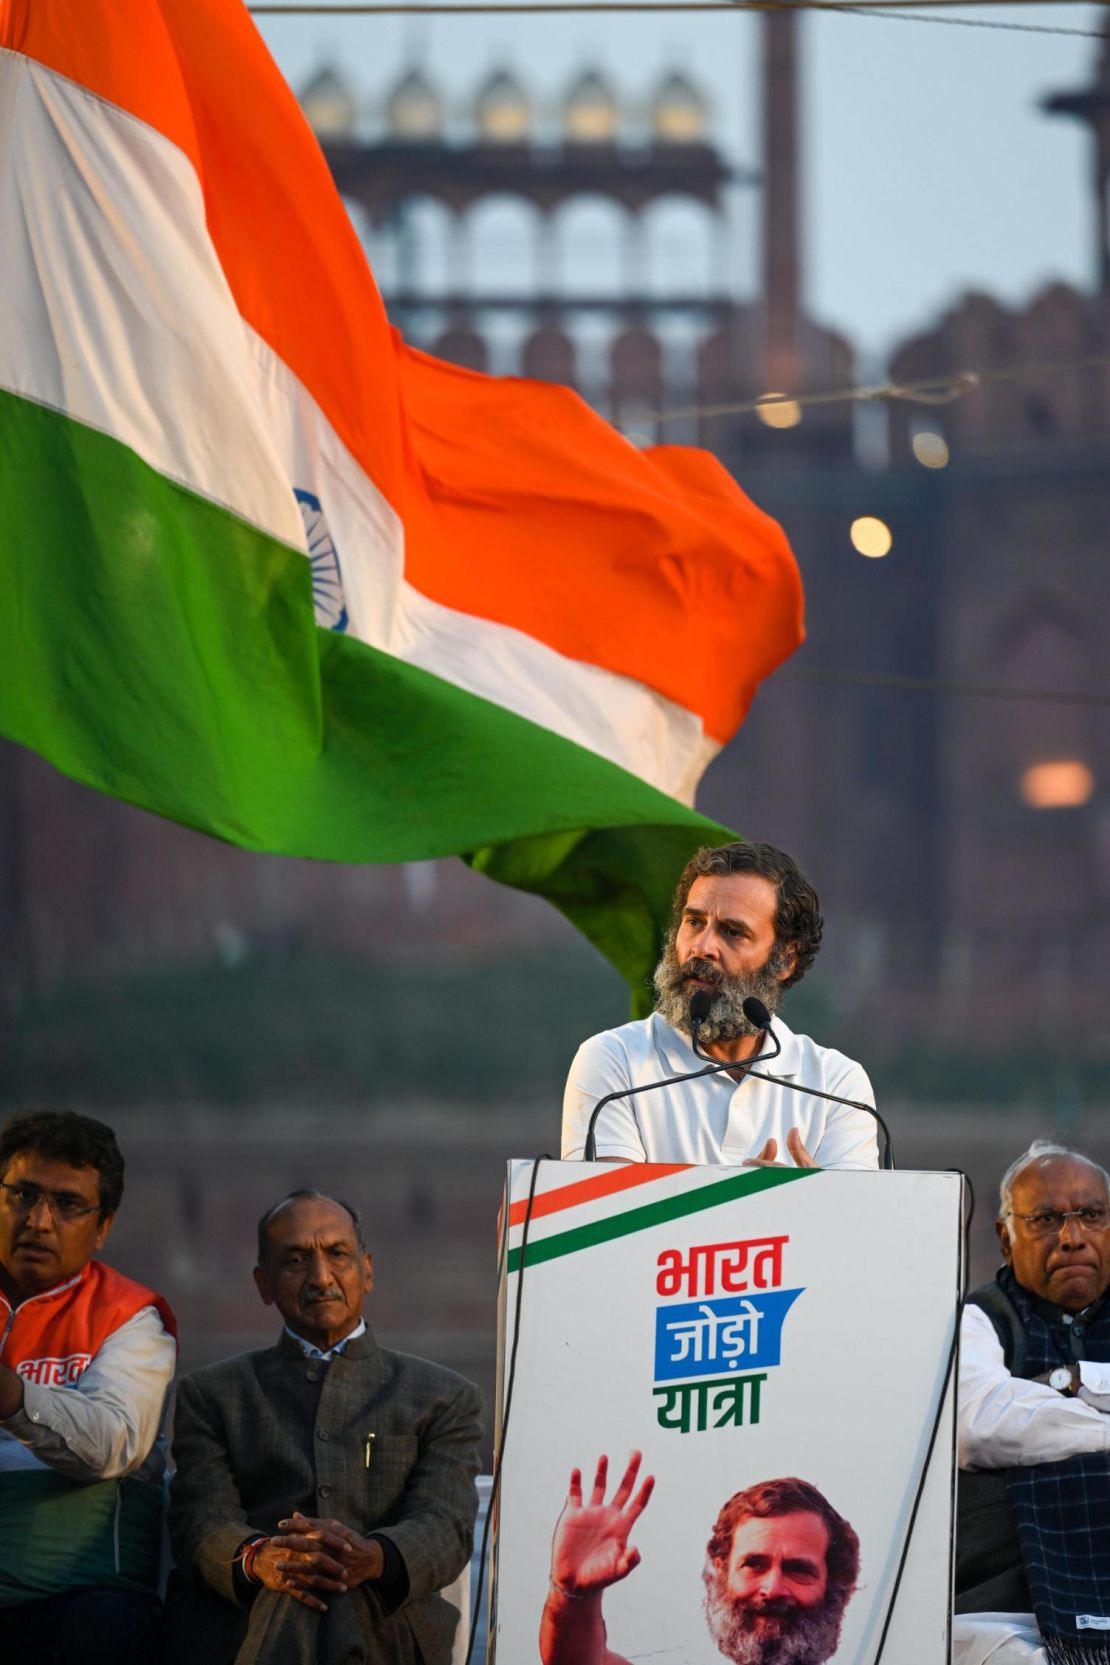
top-left (560, 1011), bottom-right (878, 1168)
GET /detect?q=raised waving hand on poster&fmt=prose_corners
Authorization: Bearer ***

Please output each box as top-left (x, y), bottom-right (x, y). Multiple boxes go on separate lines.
top-left (539, 1451), bottom-right (654, 1665)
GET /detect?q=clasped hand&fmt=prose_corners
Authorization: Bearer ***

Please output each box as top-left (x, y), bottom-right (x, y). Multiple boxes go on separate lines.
top-left (253, 1511), bottom-right (384, 1612)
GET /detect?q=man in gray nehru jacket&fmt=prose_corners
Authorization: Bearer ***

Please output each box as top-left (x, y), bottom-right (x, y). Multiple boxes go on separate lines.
top-left (168, 1189), bottom-right (481, 1665)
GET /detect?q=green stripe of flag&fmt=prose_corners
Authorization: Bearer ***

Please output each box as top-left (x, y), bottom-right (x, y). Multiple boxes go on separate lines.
top-left (507, 1166), bottom-right (815, 1272)
top-left (0, 390), bottom-right (734, 1000)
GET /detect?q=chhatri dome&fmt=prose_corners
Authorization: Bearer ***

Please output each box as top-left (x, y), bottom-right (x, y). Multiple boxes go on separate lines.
top-left (385, 66), bottom-right (444, 142)
top-left (474, 68), bottom-right (532, 144)
top-left (562, 69), bottom-right (620, 144)
top-left (649, 70), bottom-right (707, 144)
top-left (299, 66), bottom-right (357, 140)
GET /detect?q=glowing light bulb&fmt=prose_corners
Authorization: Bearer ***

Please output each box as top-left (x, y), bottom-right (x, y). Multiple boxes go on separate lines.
top-left (912, 430), bottom-right (950, 469)
top-left (850, 516), bottom-right (893, 558)
top-left (1020, 761), bottom-right (1095, 809)
top-left (755, 392), bottom-right (803, 430)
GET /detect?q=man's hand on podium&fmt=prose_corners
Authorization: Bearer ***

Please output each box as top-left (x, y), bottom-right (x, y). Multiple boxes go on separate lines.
top-left (744, 1129), bottom-right (818, 1169)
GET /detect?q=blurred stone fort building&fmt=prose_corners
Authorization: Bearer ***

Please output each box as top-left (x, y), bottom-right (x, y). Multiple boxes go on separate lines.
top-left (3, 14), bottom-right (1110, 1064)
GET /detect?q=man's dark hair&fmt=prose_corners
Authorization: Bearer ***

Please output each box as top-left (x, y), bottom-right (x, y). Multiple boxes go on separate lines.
top-left (0, 1108), bottom-right (124, 1217)
top-left (670, 842), bottom-right (823, 988)
top-left (256, 1189), bottom-right (366, 1266)
top-left (706, 1476), bottom-right (860, 1619)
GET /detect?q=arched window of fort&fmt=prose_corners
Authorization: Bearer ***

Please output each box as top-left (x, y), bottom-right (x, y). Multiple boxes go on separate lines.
top-left (994, 604), bottom-right (1094, 790)
top-left (467, 195), bottom-right (544, 299)
top-left (641, 196), bottom-right (716, 301)
top-left (551, 195), bottom-right (626, 299)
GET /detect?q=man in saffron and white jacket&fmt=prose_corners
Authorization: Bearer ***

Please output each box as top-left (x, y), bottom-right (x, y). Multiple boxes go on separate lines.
top-left (0, 1108), bottom-right (176, 1664)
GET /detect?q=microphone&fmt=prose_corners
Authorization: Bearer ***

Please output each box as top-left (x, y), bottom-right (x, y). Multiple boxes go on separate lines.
top-left (690, 991), bottom-right (783, 1071)
top-left (582, 990), bottom-right (782, 1162)
top-left (741, 995), bottom-right (772, 1030)
top-left (688, 988), bottom-right (715, 1026)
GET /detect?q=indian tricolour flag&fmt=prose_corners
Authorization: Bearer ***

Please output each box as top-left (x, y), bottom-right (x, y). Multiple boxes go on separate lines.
top-left (0, 0), bottom-right (804, 998)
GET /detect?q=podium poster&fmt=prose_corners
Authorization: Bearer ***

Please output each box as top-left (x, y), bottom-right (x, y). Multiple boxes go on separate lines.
top-left (490, 1162), bottom-right (962, 1665)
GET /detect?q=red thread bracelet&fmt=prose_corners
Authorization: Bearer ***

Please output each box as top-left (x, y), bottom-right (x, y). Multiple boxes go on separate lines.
top-left (241, 1537), bottom-right (269, 1583)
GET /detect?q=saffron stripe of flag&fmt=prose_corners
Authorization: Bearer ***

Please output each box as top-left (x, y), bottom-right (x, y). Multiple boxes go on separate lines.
top-left (0, 0), bottom-right (804, 999)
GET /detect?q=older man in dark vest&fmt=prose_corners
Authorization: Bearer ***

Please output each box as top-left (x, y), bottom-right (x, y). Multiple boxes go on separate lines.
top-left (955, 1141), bottom-right (1110, 1665)
top-left (167, 1189), bottom-right (481, 1665)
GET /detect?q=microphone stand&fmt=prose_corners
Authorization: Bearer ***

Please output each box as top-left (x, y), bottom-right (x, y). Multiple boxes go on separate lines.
top-left (584, 999), bottom-right (895, 1169)
top-left (689, 1011), bottom-right (782, 1077)
top-left (583, 1056), bottom-right (755, 1162)
top-left (582, 1008), bottom-right (782, 1162)
top-left (739, 1066), bottom-right (897, 1169)
top-left (692, 999), bottom-right (894, 1168)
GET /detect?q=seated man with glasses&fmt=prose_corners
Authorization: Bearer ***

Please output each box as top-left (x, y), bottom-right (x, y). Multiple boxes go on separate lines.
top-left (0, 1108), bottom-right (176, 1665)
top-left (954, 1140), bottom-right (1110, 1665)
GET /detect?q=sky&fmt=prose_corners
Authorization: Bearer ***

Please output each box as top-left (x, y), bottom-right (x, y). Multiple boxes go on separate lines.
top-left (253, 3), bottom-right (1099, 365)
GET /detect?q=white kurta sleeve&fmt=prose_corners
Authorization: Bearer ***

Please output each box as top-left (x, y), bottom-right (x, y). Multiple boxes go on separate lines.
top-left (958, 1302), bottom-right (1110, 1471)
top-left (2, 1304), bottom-right (175, 1481)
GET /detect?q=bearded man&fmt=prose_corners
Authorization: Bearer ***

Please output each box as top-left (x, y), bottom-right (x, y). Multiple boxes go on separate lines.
top-left (539, 1454), bottom-right (860, 1665)
top-left (561, 841), bottom-right (878, 1169)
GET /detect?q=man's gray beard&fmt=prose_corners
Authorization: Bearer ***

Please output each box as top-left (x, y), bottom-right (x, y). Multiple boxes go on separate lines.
top-left (702, 1575), bottom-right (844, 1665)
top-left (652, 937), bottom-right (788, 1046)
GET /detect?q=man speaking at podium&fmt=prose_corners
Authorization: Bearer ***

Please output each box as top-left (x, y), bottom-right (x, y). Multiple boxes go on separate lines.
top-left (561, 842), bottom-right (878, 1169)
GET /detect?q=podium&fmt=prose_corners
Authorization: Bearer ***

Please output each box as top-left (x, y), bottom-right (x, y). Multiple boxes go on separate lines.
top-left (488, 1161), bottom-right (963, 1664)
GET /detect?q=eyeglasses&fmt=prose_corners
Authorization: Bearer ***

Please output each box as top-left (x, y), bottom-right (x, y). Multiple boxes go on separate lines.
top-left (1007, 1207), bottom-right (1110, 1238)
top-left (0, 1180), bottom-right (101, 1223)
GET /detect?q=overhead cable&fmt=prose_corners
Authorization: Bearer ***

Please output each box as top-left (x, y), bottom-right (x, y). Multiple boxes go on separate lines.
top-left (776, 669), bottom-right (1110, 709)
top-left (825, 3), bottom-right (1105, 36)
top-left (653, 352), bottom-right (1110, 424)
top-left (249, 0), bottom-right (1106, 34)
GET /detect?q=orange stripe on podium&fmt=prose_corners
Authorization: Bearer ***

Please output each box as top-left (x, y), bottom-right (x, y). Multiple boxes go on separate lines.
top-left (507, 1164), bottom-right (691, 1228)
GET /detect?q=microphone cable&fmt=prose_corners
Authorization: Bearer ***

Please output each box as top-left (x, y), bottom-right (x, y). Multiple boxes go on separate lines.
top-left (464, 1152), bottom-right (546, 1665)
top-left (872, 1168), bottom-right (968, 1663)
top-left (691, 992), bottom-right (895, 1169)
top-left (582, 997), bottom-right (780, 1161)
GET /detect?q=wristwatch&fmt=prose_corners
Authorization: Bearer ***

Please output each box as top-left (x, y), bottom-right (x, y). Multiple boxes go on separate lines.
top-left (1048, 1365), bottom-right (1078, 1396)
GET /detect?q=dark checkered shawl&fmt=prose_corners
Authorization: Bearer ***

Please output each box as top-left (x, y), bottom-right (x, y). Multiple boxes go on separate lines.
top-left (999, 1267), bottom-right (1110, 1665)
